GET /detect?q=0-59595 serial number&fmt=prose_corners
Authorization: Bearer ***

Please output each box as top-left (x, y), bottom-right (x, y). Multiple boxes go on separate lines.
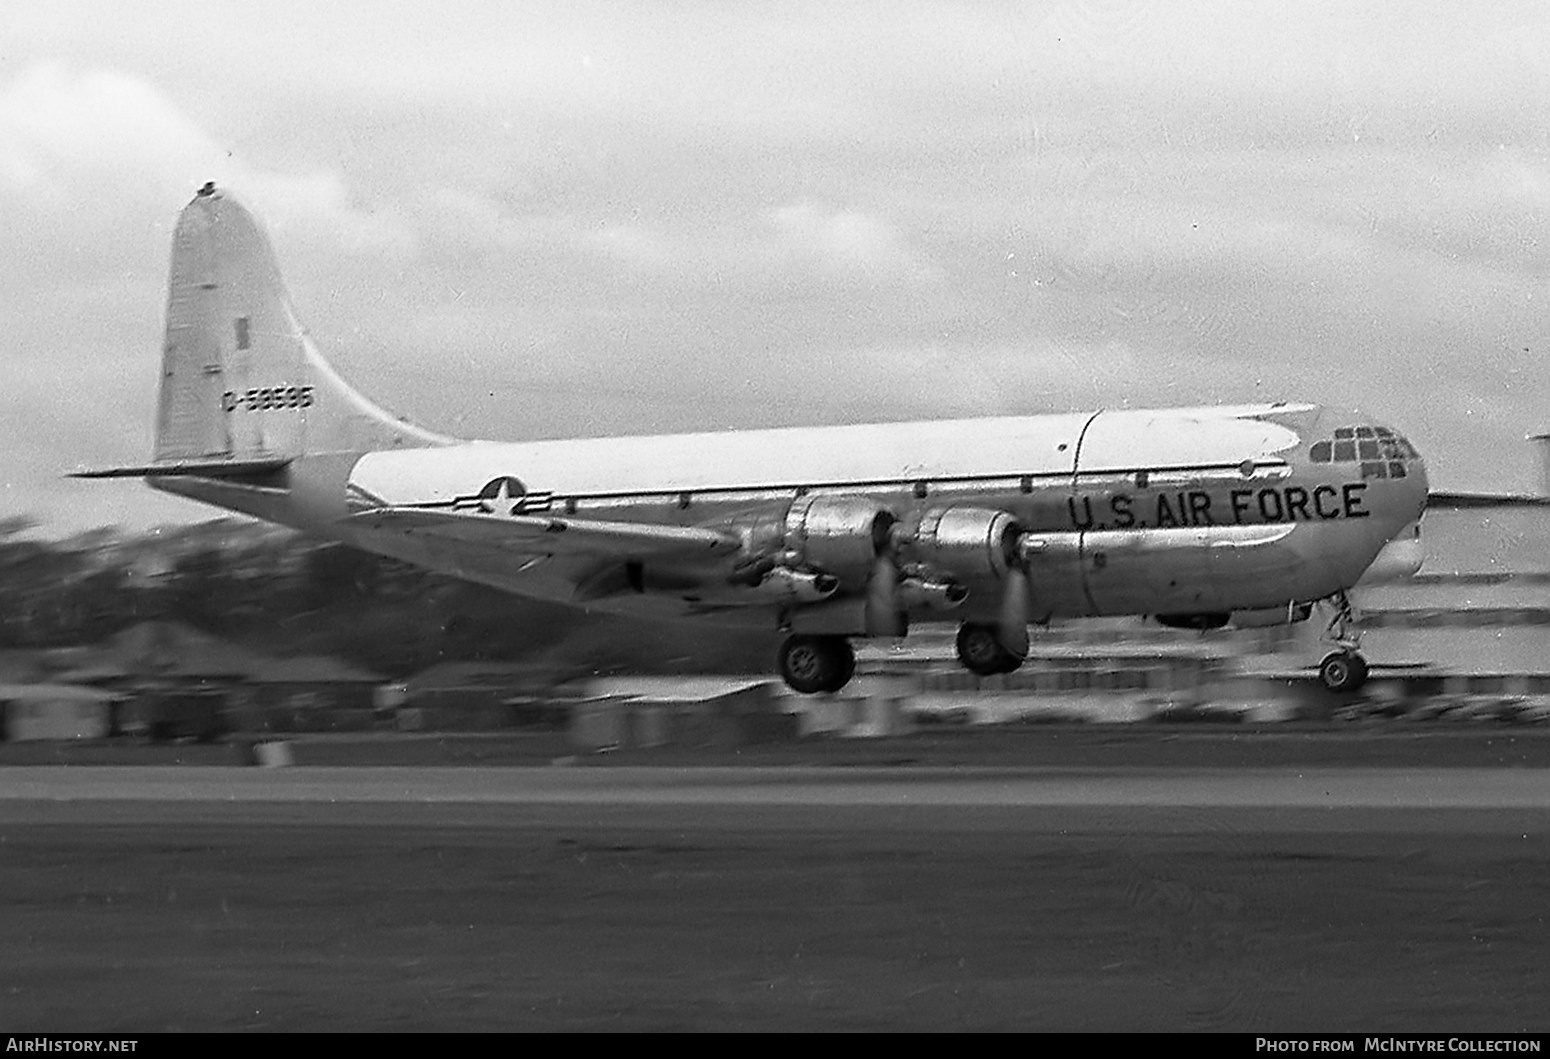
top-left (222, 386), bottom-right (314, 412)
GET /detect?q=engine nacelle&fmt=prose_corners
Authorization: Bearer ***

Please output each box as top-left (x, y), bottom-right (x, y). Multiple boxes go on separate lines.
top-left (907, 506), bottom-right (1021, 582)
top-left (752, 566), bottom-right (841, 603)
top-left (900, 576), bottom-right (970, 611)
top-left (781, 495), bottom-right (896, 587)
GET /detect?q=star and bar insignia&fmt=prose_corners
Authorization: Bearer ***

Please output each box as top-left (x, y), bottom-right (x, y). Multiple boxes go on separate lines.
top-left (450, 476), bottom-right (554, 515)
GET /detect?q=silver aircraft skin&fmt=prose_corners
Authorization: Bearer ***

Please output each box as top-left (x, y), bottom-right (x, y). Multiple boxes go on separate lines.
top-left (79, 186), bottom-right (1430, 694)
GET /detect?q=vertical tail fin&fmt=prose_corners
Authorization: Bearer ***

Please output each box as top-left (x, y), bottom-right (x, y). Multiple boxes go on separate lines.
top-left (154, 182), bottom-right (450, 465)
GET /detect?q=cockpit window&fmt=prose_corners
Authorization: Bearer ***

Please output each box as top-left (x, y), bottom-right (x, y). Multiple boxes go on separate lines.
top-left (1314, 425), bottom-right (1419, 472)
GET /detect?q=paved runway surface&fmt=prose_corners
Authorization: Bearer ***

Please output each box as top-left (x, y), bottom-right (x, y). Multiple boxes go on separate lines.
top-left (6, 764), bottom-right (1550, 807)
top-left (3, 762), bottom-right (1549, 1031)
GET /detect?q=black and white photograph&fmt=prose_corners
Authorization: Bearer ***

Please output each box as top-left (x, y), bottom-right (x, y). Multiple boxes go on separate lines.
top-left (1, 1), bottom-right (1548, 1035)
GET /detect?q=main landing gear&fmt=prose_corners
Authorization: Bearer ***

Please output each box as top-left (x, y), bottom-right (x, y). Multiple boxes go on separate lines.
top-left (777, 634), bottom-right (856, 694)
top-left (776, 598), bottom-right (1372, 694)
top-left (955, 622), bottom-right (1025, 676)
top-left (1317, 590), bottom-right (1369, 693)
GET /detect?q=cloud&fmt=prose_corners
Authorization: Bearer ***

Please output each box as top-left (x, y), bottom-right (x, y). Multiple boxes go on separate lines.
top-left (3, 3), bottom-right (1550, 535)
top-left (763, 202), bottom-right (943, 285)
top-left (580, 200), bottom-right (944, 296)
top-left (0, 63), bottom-right (206, 200)
top-left (0, 63), bottom-right (417, 261)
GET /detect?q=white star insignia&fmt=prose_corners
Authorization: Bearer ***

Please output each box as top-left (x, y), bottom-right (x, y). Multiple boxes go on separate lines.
top-left (478, 478), bottom-right (519, 515)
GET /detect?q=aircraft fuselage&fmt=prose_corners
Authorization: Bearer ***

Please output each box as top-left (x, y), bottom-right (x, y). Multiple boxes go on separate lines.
top-left (158, 399), bottom-right (1427, 633)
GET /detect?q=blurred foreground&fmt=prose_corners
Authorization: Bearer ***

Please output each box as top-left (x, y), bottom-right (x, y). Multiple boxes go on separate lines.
top-left (2, 506), bottom-right (1549, 747)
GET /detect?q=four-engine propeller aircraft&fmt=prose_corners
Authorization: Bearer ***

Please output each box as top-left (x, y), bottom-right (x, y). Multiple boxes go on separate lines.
top-left (77, 185), bottom-right (1432, 694)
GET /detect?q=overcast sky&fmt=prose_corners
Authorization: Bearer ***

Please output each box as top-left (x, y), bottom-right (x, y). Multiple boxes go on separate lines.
top-left (3, 1), bottom-right (1547, 537)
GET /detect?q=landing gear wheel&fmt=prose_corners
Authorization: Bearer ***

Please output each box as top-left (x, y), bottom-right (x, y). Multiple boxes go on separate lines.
top-left (831, 639), bottom-right (856, 691)
top-left (956, 623), bottom-right (1023, 676)
top-left (778, 635), bottom-right (856, 694)
top-left (1318, 651), bottom-right (1369, 693)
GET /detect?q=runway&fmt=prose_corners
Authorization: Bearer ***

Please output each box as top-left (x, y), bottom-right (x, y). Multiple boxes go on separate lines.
top-left (6, 763), bottom-right (1550, 808)
top-left (3, 763), bottom-right (1549, 1031)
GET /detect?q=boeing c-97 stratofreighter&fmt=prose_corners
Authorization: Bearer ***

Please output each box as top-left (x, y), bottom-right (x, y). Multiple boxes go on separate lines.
top-left (77, 185), bottom-right (1431, 694)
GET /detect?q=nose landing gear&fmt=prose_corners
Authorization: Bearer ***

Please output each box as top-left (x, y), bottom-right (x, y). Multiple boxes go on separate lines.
top-left (1317, 591), bottom-right (1369, 693)
top-left (1318, 649), bottom-right (1369, 693)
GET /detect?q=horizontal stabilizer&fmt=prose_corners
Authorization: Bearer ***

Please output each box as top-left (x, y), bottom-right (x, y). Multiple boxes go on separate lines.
top-left (69, 457), bottom-right (293, 480)
top-left (1427, 490), bottom-right (1550, 509)
top-left (348, 507), bottom-right (741, 559)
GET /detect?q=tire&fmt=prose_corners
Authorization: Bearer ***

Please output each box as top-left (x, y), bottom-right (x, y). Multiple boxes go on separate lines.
top-left (778, 635), bottom-right (854, 694)
top-left (1319, 651), bottom-right (1369, 693)
top-left (957, 623), bottom-right (1015, 676)
top-left (826, 639), bottom-right (857, 693)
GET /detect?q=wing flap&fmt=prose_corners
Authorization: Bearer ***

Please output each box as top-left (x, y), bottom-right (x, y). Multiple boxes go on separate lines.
top-left (347, 507), bottom-right (741, 559)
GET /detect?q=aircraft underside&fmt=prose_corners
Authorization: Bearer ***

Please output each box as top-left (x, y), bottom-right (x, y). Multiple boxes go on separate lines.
top-left (343, 485), bottom-right (1385, 695)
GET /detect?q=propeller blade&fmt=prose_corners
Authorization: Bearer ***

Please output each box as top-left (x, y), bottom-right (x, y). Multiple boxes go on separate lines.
top-left (996, 565), bottom-right (1031, 659)
top-left (864, 553), bottom-right (907, 637)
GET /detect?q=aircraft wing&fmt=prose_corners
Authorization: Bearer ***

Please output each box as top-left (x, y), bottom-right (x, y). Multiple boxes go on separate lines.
top-left (345, 508), bottom-right (742, 560)
top-left (1428, 434), bottom-right (1550, 507)
top-left (1427, 491), bottom-right (1550, 509)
